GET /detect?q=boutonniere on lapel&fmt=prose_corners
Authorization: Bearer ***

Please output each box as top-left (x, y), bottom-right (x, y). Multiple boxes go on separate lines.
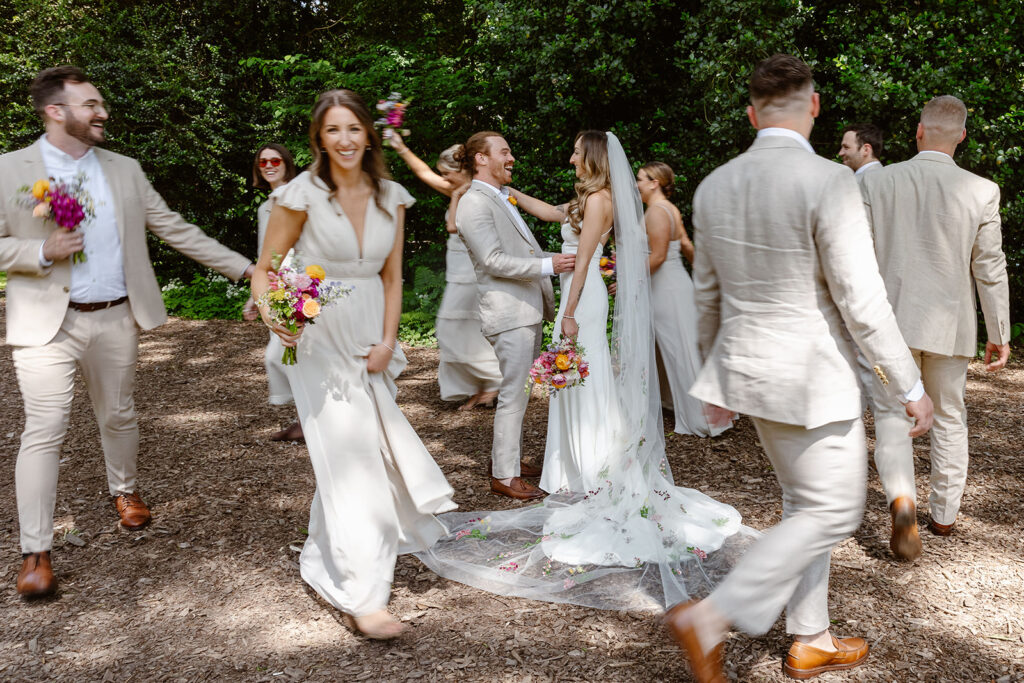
top-left (16, 173), bottom-right (95, 263)
top-left (507, 194), bottom-right (518, 207)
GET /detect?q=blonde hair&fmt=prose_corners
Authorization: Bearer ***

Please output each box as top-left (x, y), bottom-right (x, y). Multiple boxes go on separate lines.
top-left (437, 144), bottom-right (461, 174)
top-left (640, 161), bottom-right (675, 198)
top-left (920, 95), bottom-right (967, 143)
top-left (567, 131), bottom-right (610, 233)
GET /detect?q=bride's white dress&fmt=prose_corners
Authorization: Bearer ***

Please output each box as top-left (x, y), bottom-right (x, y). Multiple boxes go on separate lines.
top-left (415, 134), bottom-right (753, 610)
top-left (540, 222), bottom-right (621, 494)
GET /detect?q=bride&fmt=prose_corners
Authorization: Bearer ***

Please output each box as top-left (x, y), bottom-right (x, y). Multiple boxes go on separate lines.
top-left (416, 131), bottom-right (752, 610)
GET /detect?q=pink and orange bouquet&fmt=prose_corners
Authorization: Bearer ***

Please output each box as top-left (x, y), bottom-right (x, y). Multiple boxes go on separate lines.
top-left (375, 92), bottom-right (411, 140)
top-left (17, 174), bottom-right (95, 264)
top-left (599, 249), bottom-right (616, 286)
top-left (257, 257), bottom-right (351, 365)
top-left (528, 338), bottom-right (589, 395)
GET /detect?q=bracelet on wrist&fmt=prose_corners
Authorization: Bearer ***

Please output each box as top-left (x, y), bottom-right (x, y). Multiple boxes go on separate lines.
top-left (379, 341), bottom-right (396, 352)
top-left (563, 315), bottom-right (575, 320)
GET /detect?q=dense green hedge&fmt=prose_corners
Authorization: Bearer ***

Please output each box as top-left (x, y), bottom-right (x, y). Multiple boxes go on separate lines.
top-left (2, 0), bottom-right (1021, 339)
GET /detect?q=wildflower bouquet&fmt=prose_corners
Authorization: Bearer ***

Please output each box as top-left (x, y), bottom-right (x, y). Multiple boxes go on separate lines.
top-left (17, 174), bottom-right (95, 263)
top-left (256, 257), bottom-right (351, 365)
top-left (528, 337), bottom-right (589, 395)
top-left (375, 92), bottom-right (411, 140)
top-left (599, 249), bottom-right (616, 286)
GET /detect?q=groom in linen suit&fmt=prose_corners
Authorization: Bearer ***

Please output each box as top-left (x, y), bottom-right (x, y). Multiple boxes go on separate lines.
top-left (455, 131), bottom-right (574, 500)
top-left (0, 66), bottom-right (254, 597)
top-left (860, 95), bottom-right (1011, 554)
top-left (663, 55), bottom-right (933, 682)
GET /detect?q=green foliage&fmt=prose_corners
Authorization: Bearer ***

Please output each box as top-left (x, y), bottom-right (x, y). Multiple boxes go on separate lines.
top-left (398, 310), bottom-right (437, 348)
top-left (403, 265), bottom-right (447, 318)
top-left (2, 0), bottom-right (1022, 332)
top-left (161, 271), bottom-right (250, 320)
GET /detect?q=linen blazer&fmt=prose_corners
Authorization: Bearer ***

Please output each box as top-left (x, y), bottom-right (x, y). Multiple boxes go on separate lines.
top-left (455, 184), bottom-right (555, 337)
top-left (860, 153), bottom-right (1010, 356)
top-left (689, 135), bottom-right (920, 429)
top-left (0, 140), bottom-right (251, 347)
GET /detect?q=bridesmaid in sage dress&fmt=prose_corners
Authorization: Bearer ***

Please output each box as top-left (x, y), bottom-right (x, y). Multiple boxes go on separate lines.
top-left (387, 133), bottom-right (502, 410)
top-left (637, 161), bottom-right (730, 437)
top-left (252, 90), bottom-right (456, 640)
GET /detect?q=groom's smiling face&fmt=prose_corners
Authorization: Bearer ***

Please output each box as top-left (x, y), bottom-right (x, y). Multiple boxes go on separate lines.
top-left (483, 136), bottom-right (515, 185)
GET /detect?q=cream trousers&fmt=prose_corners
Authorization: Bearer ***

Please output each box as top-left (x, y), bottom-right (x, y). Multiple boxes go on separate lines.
top-left (710, 417), bottom-right (866, 636)
top-left (12, 304), bottom-right (139, 553)
top-left (485, 323), bottom-right (542, 479)
top-left (869, 349), bottom-right (970, 526)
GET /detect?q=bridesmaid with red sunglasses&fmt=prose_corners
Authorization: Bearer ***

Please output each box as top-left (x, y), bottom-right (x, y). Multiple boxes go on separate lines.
top-left (243, 143), bottom-right (302, 441)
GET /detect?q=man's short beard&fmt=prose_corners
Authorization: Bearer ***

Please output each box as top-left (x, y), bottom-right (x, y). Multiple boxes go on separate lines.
top-left (65, 116), bottom-right (103, 146)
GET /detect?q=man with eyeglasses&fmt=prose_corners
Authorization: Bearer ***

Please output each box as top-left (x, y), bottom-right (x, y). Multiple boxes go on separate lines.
top-left (0, 65), bottom-right (255, 598)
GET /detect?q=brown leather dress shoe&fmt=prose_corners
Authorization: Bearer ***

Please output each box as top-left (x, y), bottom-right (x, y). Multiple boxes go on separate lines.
top-left (889, 496), bottom-right (922, 561)
top-left (114, 492), bottom-right (152, 530)
top-left (928, 517), bottom-right (955, 536)
top-left (17, 551), bottom-right (57, 598)
top-left (783, 635), bottom-right (869, 679)
top-left (663, 600), bottom-right (726, 683)
top-left (270, 420), bottom-right (304, 443)
top-left (490, 477), bottom-right (545, 500)
top-left (519, 459), bottom-right (542, 478)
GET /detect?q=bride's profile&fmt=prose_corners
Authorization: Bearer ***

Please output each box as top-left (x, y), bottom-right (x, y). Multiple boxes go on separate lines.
top-left (416, 131), bottom-right (753, 610)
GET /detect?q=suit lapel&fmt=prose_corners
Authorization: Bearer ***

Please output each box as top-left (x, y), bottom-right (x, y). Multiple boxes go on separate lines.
top-left (477, 186), bottom-right (536, 248)
top-left (98, 151), bottom-right (129, 245)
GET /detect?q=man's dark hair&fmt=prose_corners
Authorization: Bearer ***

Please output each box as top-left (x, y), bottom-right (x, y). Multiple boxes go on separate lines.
top-left (30, 66), bottom-right (89, 116)
top-left (749, 54), bottom-right (813, 103)
top-left (843, 122), bottom-right (884, 159)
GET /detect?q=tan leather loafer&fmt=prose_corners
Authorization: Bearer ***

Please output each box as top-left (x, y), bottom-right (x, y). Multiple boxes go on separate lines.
top-left (890, 496), bottom-right (922, 561)
top-left (519, 459), bottom-right (542, 478)
top-left (783, 635), bottom-right (868, 679)
top-left (490, 477), bottom-right (545, 500)
top-left (17, 551), bottom-right (57, 598)
top-left (114, 492), bottom-right (152, 530)
top-left (928, 517), bottom-right (955, 536)
top-left (663, 600), bottom-right (726, 683)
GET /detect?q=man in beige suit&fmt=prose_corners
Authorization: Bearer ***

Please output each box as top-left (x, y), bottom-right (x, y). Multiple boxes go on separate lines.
top-left (663, 55), bottom-right (933, 683)
top-left (838, 122), bottom-right (883, 179)
top-left (455, 131), bottom-right (573, 500)
top-left (860, 96), bottom-right (1011, 558)
top-left (0, 66), bottom-right (254, 597)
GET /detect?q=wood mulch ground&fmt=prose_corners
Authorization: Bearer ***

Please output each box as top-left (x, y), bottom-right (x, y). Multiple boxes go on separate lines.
top-left (1, 311), bottom-right (1022, 682)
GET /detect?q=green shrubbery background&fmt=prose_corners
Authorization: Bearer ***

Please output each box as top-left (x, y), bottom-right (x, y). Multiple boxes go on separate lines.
top-left (1, 0), bottom-right (1021, 343)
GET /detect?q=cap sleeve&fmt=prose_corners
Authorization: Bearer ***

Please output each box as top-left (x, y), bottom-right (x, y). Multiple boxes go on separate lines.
top-left (272, 172), bottom-right (312, 212)
top-left (387, 180), bottom-right (416, 210)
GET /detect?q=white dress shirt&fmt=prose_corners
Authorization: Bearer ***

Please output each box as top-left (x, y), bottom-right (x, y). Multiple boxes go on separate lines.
top-left (755, 130), bottom-right (924, 403)
top-left (855, 160), bottom-right (882, 175)
top-left (917, 150), bottom-right (954, 161)
top-left (471, 179), bottom-right (553, 275)
top-left (38, 135), bottom-right (127, 303)
top-left (757, 127), bottom-right (816, 154)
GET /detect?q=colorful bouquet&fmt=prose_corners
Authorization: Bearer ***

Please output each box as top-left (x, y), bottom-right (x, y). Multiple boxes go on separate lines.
top-left (528, 337), bottom-right (589, 395)
top-left (17, 174), bottom-right (95, 263)
top-left (375, 92), bottom-right (411, 140)
top-left (256, 257), bottom-right (352, 365)
top-left (599, 249), bottom-right (616, 286)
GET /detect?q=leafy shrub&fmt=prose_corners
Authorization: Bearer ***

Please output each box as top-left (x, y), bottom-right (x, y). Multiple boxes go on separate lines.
top-left (403, 266), bottom-right (447, 318)
top-left (399, 310), bottom-right (437, 348)
top-left (161, 271), bottom-right (250, 320)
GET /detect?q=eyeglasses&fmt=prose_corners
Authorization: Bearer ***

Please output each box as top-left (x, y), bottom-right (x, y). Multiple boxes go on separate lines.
top-left (259, 158), bottom-right (283, 168)
top-left (56, 102), bottom-right (109, 116)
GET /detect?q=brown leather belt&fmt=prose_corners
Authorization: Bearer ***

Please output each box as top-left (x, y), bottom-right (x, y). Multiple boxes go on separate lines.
top-left (68, 296), bottom-right (128, 312)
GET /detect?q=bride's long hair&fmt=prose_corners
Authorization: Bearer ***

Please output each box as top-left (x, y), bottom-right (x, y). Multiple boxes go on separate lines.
top-left (566, 130), bottom-right (610, 233)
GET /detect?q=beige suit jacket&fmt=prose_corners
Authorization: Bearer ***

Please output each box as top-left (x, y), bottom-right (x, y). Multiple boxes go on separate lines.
top-left (0, 141), bottom-right (251, 347)
top-left (456, 184), bottom-right (555, 337)
top-left (689, 135), bottom-right (920, 429)
top-left (860, 152), bottom-right (1010, 356)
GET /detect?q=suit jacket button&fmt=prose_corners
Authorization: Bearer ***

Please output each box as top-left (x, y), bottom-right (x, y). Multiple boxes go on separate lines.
top-left (63, 286), bottom-right (70, 293)
top-left (529, 250), bottom-right (535, 254)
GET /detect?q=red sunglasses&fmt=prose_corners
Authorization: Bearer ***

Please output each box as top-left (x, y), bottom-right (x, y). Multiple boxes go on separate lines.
top-left (259, 158), bottom-right (283, 168)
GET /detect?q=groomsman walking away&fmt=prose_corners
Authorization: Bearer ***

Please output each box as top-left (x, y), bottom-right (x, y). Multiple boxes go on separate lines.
top-left (664, 54), bottom-right (933, 682)
top-left (860, 95), bottom-right (1011, 558)
top-left (838, 122), bottom-right (883, 179)
top-left (455, 132), bottom-right (574, 500)
top-left (0, 66), bottom-right (255, 598)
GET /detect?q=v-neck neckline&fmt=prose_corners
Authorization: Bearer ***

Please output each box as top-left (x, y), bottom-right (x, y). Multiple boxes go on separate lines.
top-left (331, 188), bottom-right (374, 261)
